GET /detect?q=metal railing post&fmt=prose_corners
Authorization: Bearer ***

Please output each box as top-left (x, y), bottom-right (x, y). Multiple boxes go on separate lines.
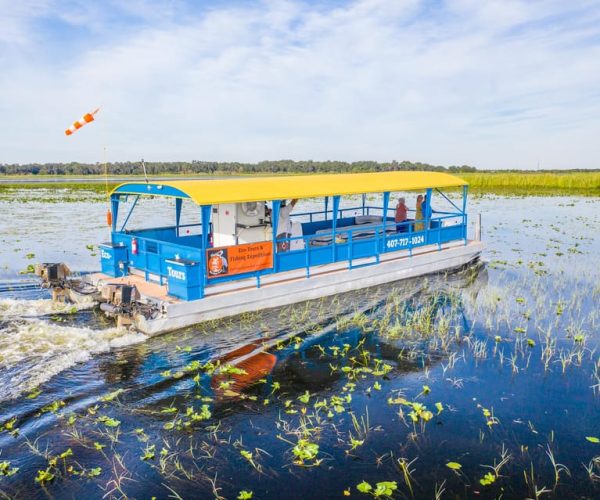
top-left (475, 213), bottom-right (482, 241)
top-left (332, 196), bottom-right (340, 264)
top-left (200, 204), bottom-right (212, 297)
top-left (348, 231), bottom-right (353, 269)
top-left (462, 185), bottom-right (468, 245)
top-left (305, 236), bottom-right (310, 278)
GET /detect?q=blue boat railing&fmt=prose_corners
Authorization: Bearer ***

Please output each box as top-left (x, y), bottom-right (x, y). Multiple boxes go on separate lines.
top-left (110, 209), bottom-right (467, 293)
top-left (112, 231), bottom-right (203, 284)
top-left (275, 213), bottom-right (465, 274)
top-left (291, 204), bottom-right (460, 223)
top-left (292, 204), bottom-right (420, 222)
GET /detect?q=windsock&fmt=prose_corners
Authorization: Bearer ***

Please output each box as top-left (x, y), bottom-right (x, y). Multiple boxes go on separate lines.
top-left (65, 108), bottom-right (100, 136)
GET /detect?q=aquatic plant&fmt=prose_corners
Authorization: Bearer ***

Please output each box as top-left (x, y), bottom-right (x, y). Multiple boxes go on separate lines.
top-left (291, 439), bottom-right (320, 466)
top-left (396, 457), bottom-right (417, 496)
top-left (479, 472), bottom-right (496, 486)
top-left (356, 480), bottom-right (398, 498)
top-left (0, 460), bottom-right (19, 477)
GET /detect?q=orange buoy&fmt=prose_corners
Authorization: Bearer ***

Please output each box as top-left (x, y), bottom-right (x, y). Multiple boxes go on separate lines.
top-left (106, 210), bottom-right (112, 227)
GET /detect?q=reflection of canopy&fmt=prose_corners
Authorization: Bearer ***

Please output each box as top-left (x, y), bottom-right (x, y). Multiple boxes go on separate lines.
top-left (112, 171), bottom-right (467, 205)
top-left (211, 343), bottom-right (278, 395)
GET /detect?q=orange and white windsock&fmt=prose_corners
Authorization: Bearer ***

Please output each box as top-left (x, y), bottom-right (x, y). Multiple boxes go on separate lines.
top-left (65, 108), bottom-right (100, 136)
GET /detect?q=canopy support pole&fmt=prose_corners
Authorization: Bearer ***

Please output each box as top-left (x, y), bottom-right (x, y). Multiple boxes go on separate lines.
top-left (175, 198), bottom-right (182, 236)
top-left (110, 194), bottom-right (120, 233)
top-left (200, 204), bottom-right (212, 294)
top-left (272, 200), bottom-right (281, 272)
top-left (382, 191), bottom-right (390, 248)
top-left (382, 191), bottom-right (390, 217)
top-left (332, 195), bottom-right (340, 261)
top-left (435, 188), bottom-right (462, 213)
top-left (119, 195), bottom-right (139, 232)
top-left (462, 185), bottom-right (468, 244)
top-left (425, 187), bottom-right (433, 229)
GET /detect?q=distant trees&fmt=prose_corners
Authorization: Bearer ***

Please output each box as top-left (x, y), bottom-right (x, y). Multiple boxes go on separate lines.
top-left (4, 161), bottom-right (599, 176)
top-left (0, 160), bottom-right (480, 176)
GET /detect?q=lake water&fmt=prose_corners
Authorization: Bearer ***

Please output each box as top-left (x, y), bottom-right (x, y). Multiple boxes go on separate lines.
top-left (0, 189), bottom-right (599, 499)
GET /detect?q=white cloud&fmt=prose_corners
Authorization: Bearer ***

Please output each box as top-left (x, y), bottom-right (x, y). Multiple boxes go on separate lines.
top-left (1, 0), bottom-right (600, 168)
top-left (0, 0), bottom-right (51, 46)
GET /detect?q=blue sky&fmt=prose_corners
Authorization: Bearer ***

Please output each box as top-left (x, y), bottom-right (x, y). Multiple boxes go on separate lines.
top-left (1, 0), bottom-right (600, 169)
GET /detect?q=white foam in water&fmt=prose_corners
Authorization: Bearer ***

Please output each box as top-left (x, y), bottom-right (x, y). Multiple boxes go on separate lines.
top-left (0, 308), bottom-right (148, 402)
top-left (0, 298), bottom-right (94, 318)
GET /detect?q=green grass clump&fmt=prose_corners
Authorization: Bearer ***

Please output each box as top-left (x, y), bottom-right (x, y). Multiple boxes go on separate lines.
top-left (1, 171), bottom-right (599, 197)
top-left (461, 172), bottom-right (600, 194)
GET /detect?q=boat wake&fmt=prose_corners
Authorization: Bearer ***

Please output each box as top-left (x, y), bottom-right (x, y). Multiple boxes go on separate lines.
top-left (0, 300), bottom-right (147, 402)
top-left (0, 297), bottom-right (94, 319)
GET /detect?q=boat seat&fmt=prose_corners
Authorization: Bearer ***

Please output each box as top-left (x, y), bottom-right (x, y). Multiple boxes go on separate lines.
top-left (309, 223), bottom-right (396, 246)
top-left (354, 215), bottom-right (383, 225)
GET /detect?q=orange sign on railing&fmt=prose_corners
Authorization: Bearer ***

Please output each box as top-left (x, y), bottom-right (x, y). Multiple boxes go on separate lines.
top-left (207, 241), bottom-right (273, 279)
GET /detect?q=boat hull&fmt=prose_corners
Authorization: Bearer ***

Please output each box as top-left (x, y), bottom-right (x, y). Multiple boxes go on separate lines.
top-left (133, 240), bottom-right (484, 335)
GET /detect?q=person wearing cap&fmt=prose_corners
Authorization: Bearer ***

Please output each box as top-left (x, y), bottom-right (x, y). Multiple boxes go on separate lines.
top-left (395, 197), bottom-right (408, 233)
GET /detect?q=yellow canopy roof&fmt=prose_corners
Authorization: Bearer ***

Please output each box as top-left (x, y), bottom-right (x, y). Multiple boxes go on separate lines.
top-left (113, 171), bottom-right (466, 205)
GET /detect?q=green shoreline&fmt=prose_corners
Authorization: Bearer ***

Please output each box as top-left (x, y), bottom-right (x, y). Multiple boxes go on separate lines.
top-left (1, 171), bottom-right (599, 196)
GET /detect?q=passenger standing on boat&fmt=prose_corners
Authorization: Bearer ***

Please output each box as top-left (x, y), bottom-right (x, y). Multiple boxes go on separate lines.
top-left (263, 202), bottom-right (272, 222)
top-left (415, 195), bottom-right (424, 231)
top-left (395, 197), bottom-right (408, 232)
top-left (277, 199), bottom-right (298, 252)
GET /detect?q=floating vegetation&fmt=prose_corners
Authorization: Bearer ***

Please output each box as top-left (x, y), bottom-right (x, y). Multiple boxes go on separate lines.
top-left (356, 480), bottom-right (398, 497)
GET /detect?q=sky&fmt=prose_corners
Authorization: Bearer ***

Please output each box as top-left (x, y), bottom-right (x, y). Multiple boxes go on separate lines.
top-left (1, 0), bottom-right (600, 169)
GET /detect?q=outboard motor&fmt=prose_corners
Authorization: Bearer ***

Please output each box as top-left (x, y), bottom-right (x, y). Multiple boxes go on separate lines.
top-left (100, 283), bottom-right (141, 328)
top-left (35, 263), bottom-right (71, 302)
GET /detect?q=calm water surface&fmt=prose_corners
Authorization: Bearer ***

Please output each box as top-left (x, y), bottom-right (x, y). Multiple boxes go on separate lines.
top-left (0, 190), bottom-right (599, 499)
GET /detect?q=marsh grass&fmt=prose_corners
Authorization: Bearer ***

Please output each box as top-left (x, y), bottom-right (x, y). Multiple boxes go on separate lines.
top-left (1, 171), bottom-right (599, 201)
top-left (461, 171), bottom-right (600, 194)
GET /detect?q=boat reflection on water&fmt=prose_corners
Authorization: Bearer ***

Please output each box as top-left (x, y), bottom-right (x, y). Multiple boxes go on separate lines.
top-left (90, 262), bottom-right (487, 414)
top-left (204, 261), bottom-right (488, 402)
top-left (211, 344), bottom-right (278, 394)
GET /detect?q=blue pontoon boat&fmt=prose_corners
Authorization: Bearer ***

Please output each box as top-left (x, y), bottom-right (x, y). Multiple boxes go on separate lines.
top-left (40, 171), bottom-right (484, 334)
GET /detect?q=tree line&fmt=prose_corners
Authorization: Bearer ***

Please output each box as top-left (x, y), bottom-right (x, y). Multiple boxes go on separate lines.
top-left (0, 160), bottom-right (478, 176)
